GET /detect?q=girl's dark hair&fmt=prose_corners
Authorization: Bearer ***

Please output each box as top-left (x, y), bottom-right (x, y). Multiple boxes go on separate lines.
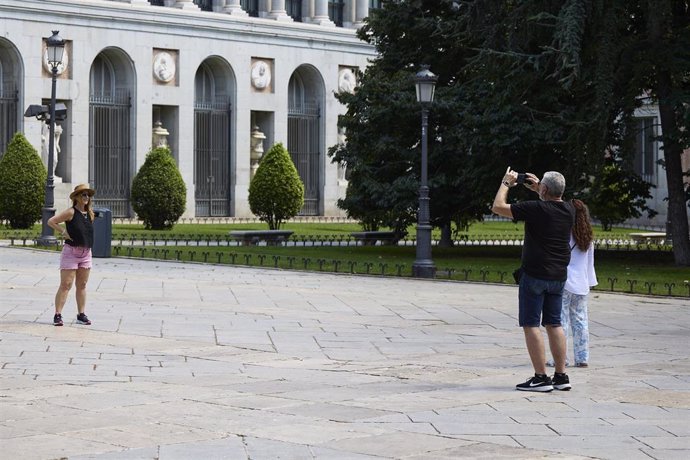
top-left (572, 199), bottom-right (593, 251)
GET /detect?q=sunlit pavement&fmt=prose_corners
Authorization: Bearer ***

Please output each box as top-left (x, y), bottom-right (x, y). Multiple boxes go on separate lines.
top-left (1, 246), bottom-right (688, 459)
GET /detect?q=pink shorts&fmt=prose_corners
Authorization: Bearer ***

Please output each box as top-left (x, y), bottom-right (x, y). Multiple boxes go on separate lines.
top-left (60, 245), bottom-right (93, 270)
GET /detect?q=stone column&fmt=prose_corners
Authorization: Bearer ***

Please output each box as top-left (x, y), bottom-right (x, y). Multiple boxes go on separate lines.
top-left (268, 0), bottom-right (292, 21)
top-left (174, 0), bottom-right (200, 10)
top-left (312, 0), bottom-right (335, 26)
top-left (223, 0), bottom-right (248, 15)
top-left (354, 0), bottom-right (368, 27)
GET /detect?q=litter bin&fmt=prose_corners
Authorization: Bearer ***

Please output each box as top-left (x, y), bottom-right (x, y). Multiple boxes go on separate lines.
top-left (92, 208), bottom-right (112, 258)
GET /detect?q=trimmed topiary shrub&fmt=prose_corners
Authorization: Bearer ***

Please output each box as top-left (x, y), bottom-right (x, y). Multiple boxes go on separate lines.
top-left (249, 142), bottom-right (304, 230)
top-left (0, 132), bottom-right (47, 229)
top-left (130, 146), bottom-right (186, 230)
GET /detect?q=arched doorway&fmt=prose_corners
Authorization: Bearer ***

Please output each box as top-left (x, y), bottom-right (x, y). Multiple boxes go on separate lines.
top-left (194, 58), bottom-right (233, 216)
top-left (287, 66), bottom-right (324, 215)
top-left (88, 49), bottom-right (134, 217)
top-left (0, 39), bottom-right (22, 158)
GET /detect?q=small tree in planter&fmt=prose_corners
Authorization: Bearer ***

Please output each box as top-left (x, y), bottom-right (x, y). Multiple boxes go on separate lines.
top-left (131, 146), bottom-right (186, 230)
top-left (0, 132), bottom-right (47, 229)
top-left (249, 142), bottom-right (304, 230)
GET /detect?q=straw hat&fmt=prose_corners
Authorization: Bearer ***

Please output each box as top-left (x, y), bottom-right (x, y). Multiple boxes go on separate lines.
top-left (70, 183), bottom-right (96, 200)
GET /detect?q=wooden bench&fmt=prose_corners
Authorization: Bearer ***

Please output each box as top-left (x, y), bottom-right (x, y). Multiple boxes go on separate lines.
top-left (629, 232), bottom-right (666, 244)
top-left (229, 230), bottom-right (294, 246)
top-left (350, 231), bottom-right (399, 246)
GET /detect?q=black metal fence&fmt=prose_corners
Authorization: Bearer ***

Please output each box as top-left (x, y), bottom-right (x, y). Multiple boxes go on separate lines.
top-left (4, 233), bottom-right (686, 297)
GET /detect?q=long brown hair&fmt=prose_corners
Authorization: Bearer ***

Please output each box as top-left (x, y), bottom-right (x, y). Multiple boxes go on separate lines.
top-left (72, 197), bottom-right (95, 222)
top-left (572, 199), bottom-right (593, 251)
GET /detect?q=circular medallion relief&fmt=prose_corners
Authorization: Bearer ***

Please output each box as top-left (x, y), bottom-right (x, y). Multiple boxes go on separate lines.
top-left (251, 60), bottom-right (271, 89)
top-left (338, 68), bottom-right (356, 93)
top-left (42, 48), bottom-right (69, 76)
top-left (153, 52), bottom-right (176, 83)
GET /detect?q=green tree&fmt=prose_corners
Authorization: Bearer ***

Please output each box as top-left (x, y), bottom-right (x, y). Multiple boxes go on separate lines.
top-left (130, 146), bottom-right (186, 230)
top-left (460, 0), bottom-right (689, 263)
top-left (0, 132), bottom-right (46, 229)
top-left (337, 0), bottom-right (688, 264)
top-left (582, 159), bottom-right (657, 231)
top-left (249, 142), bottom-right (304, 230)
top-left (330, 1), bottom-right (496, 240)
top-left (625, 0), bottom-right (690, 264)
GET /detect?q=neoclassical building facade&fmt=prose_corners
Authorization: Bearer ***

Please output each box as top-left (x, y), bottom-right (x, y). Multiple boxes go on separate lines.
top-left (0, 0), bottom-right (379, 218)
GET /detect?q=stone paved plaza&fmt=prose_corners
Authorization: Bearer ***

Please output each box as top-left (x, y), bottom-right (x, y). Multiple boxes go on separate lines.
top-left (1, 246), bottom-right (689, 459)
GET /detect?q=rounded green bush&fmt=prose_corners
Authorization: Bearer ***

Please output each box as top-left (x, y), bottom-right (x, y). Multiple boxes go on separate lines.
top-left (131, 146), bottom-right (186, 230)
top-left (248, 142), bottom-right (304, 230)
top-left (0, 132), bottom-right (47, 229)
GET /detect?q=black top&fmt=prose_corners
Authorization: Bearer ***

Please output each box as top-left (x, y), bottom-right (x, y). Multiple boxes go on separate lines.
top-left (511, 200), bottom-right (575, 281)
top-left (65, 207), bottom-right (94, 249)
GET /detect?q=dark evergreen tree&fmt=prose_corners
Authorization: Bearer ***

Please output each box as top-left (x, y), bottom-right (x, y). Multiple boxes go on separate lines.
top-left (464, 0), bottom-right (690, 264)
top-left (330, 1), bottom-right (495, 240)
top-left (333, 0), bottom-right (689, 264)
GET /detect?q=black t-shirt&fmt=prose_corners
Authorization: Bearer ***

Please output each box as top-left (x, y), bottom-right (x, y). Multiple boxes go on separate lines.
top-left (65, 207), bottom-right (94, 248)
top-left (511, 200), bottom-right (575, 281)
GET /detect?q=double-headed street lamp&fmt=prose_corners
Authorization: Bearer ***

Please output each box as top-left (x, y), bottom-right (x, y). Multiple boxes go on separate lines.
top-left (411, 65), bottom-right (438, 278)
top-left (37, 30), bottom-right (65, 246)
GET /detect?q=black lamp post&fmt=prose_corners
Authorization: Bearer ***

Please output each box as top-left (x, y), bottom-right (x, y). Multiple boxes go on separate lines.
top-left (412, 65), bottom-right (438, 278)
top-left (38, 30), bottom-right (65, 246)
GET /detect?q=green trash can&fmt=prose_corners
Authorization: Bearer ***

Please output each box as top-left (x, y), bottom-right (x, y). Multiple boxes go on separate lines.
top-left (92, 208), bottom-right (112, 258)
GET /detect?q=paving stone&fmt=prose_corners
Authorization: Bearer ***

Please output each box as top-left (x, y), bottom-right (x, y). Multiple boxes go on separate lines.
top-left (1, 246), bottom-right (689, 459)
top-left (158, 436), bottom-right (247, 459)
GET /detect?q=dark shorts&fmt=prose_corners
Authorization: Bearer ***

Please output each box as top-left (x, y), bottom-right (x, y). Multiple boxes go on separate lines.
top-left (518, 271), bottom-right (565, 327)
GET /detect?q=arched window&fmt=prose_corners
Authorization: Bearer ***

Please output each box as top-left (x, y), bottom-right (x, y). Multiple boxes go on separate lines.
top-left (89, 55), bottom-right (115, 100)
top-left (0, 41), bottom-right (20, 158)
top-left (89, 53), bottom-right (132, 217)
top-left (288, 72), bottom-right (306, 110)
top-left (194, 61), bottom-right (232, 216)
top-left (288, 69), bottom-right (322, 215)
top-left (195, 64), bottom-right (215, 107)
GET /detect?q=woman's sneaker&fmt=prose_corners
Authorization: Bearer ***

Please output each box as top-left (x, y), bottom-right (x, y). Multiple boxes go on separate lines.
top-left (53, 313), bottom-right (63, 326)
top-left (552, 372), bottom-right (572, 391)
top-left (76, 313), bottom-right (91, 325)
top-left (516, 374), bottom-right (553, 392)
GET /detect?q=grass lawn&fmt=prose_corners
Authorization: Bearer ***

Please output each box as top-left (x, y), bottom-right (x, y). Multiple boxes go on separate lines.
top-left (5, 221), bottom-right (687, 297)
top-left (112, 243), bottom-right (689, 297)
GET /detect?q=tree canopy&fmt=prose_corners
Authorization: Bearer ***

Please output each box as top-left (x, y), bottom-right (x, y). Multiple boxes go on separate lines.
top-left (330, 0), bottom-right (689, 265)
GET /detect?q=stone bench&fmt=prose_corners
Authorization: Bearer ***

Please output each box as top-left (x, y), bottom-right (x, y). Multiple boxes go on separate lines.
top-left (229, 230), bottom-right (294, 246)
top-left (350, 231), bottom-right (399, 246)
top-left (629, 232), bottom-right (666, 244)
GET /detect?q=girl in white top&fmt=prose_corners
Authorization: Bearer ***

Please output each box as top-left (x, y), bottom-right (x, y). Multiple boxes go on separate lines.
top-left (562, 199), bottom-right (598, 367)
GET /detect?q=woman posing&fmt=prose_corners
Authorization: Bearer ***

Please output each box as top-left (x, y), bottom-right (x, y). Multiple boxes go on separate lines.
top-left (47, 184), bottom-right (95, 326)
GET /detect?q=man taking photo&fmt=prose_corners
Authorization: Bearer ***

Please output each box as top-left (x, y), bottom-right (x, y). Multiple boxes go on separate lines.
top-left (492, 167), bottom-right (575, 392)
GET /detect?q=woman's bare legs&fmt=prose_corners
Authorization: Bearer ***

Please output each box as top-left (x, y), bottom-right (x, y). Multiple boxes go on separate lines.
top-left (75, 268), bottom-right (91, 314)
top-left (55, 269), bottom-right (76, 314)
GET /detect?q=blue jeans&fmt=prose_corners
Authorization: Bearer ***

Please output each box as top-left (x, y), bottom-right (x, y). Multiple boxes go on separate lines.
top-left (518, 272), bottom-right (565, 327)
top-left (562, 289), bottom-right (590, 364)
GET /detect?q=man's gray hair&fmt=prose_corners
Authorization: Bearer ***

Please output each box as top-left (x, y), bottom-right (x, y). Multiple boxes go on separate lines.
top-left (541, 171), bottom-right (566, 198)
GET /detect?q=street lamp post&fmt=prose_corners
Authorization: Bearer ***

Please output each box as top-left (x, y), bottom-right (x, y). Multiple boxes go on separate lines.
top-left (412, 65), bottom-right (438, 278)
top-left (38, 30), bottom-right (65, 246)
